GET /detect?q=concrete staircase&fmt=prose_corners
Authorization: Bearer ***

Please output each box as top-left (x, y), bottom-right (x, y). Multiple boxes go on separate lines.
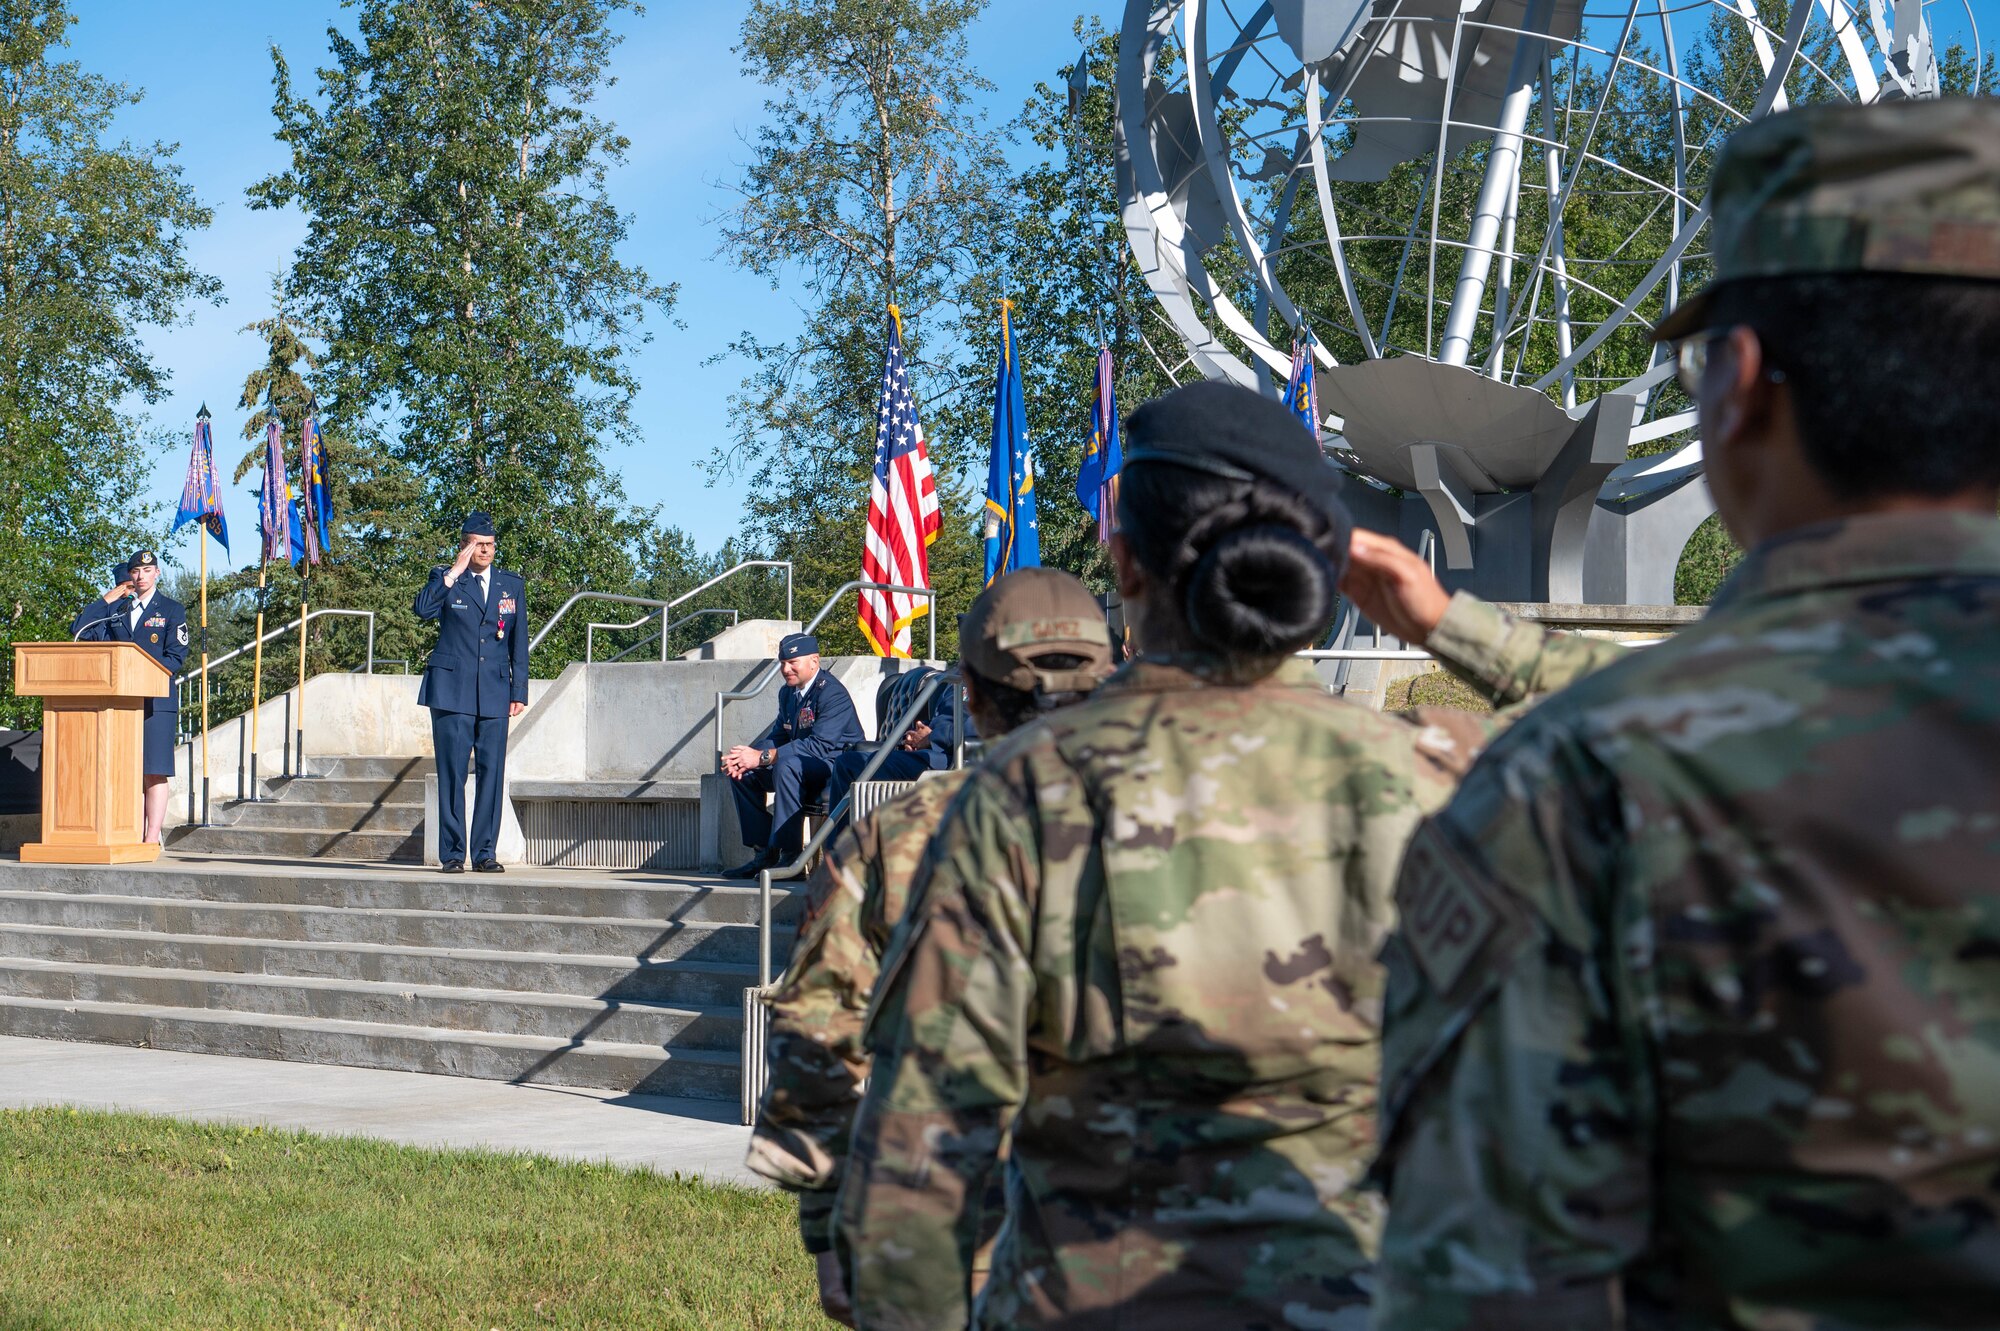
top-left (0, 854), bottom-right (799, 1100)
top-left (169, 757), bottom-right (430, 862)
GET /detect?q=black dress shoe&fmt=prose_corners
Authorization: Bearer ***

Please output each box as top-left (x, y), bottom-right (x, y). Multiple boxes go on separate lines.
top-left (440, 861), bottom-right (465, 874)
top-left (721, 851), bottom-right (772, 880)
top-left (473, 859), bottom-right (504, 874)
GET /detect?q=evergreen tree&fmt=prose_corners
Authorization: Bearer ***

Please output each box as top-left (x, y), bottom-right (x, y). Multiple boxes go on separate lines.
top-left (713, 0), bottom-right (1012, 656)
top-left (0, 0), bottom-right (219, 727)
top-left (1003, 22), bottom-right (1186, 590)
top-left (249, 0), bottom-right (676, 670)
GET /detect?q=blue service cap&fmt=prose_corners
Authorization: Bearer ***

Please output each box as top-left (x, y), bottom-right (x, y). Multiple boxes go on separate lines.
top-left (778, 632), bottom-right (820, 661)
top-left (461, 511), bottom-right (496, 537)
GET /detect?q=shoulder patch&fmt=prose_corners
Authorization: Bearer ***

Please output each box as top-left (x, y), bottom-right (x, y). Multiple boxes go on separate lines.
top-left (175, 623), bottom-right (189, 647)
top-left (1396, 825), bottom-right (1516, 996)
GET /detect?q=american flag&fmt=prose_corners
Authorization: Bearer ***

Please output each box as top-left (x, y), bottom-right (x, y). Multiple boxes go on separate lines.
top-left (858, 307), bottom-right (941, 658)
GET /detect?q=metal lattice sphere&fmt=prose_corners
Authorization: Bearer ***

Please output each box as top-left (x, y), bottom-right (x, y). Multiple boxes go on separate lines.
top-left (1116, 0), bottom-right (1942, 604)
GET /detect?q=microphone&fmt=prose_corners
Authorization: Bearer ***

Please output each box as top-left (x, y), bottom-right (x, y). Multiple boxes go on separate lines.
top-left (73, 603), bottom-right (120, 641)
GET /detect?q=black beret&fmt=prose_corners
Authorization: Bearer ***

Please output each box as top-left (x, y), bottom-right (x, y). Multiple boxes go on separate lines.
top-left (1123, 381), bottom-right (1349, 529)
top-left (778, 632), bottom-right (820, 661)
top-left (461, 511), bottom-right (496, 537)
top-left (126, 549), bottom-right (159, 570)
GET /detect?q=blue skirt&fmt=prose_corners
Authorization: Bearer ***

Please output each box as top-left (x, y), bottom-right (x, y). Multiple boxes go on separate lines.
top-left (144, 705), bottom-right (178, 777)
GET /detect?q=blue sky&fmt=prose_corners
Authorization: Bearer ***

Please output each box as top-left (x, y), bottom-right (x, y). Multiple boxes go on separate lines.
top-left (61, 0), bottom-right (1998, 575)
top-left (66, 0), bottom-right (1098, 574)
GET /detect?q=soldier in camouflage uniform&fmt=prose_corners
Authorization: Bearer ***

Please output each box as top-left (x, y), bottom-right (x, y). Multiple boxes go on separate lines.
top-left (833, 383), bottom-right (1632, 1331)
top-left (747, 569), bottom-right (1117, 1325)
top-left (1373, 98), bottom-right (2000, 1330)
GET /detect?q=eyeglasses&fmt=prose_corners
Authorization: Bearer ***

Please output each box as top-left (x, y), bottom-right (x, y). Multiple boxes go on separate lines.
top-left (1674, 329), bottom-right (1788, 397)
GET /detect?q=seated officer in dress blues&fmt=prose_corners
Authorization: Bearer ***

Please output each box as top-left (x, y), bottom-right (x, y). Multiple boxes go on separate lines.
top-left (720, 632), bottom-right (862, 878)
top-left (821, 671), bottom-right (961, 829)
top-left (413, 512), bottom-right (529, 874)
top-left (70, 550), bottom-right (187, 845)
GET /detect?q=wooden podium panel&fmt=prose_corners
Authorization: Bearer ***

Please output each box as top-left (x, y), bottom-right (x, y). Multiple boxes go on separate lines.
top-left (13, 641), bottom-right (170, 864)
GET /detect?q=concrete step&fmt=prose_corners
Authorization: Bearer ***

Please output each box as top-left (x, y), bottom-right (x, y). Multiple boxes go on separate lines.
top-left (0, 923), bottom-right (770, 1007)
top-left (267, 776), bottom-right (427, 807)
top-left (165, 825), bottom-right (424, 861)
top-left (212, 800), bottom-right (425, 834)
top-left (0, 957), bottom-right (738, 1049)
top-left (305, 756), bottom-right (437, 782)
top-left (0, 860), bottom-right (799, 924)
top-left (0, 893), bottom-right (779, 963)
top-left (0, 994), bottom-right (737, 1098)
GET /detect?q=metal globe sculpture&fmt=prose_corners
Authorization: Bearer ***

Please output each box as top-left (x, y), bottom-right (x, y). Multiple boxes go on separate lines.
top-left (1116, 0), bottom-right (1942, 604)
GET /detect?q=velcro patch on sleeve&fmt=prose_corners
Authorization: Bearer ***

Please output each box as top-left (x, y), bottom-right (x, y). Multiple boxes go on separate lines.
top-left (1396, 826), bottom-right (1513, 997)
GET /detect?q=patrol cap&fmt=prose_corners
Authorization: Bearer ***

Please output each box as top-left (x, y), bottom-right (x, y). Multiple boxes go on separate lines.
top-left (960, 568), bottom-right (1114, 695)
top-left (778, 632), bottom-right (820, 661)
top-left (1656, 97), bottom-right (2000, 342)
top-left (1122, 381), bottom-right (1350, 532)
top-left (126, 550), bottom-right (159, 570)
top-left (461, 511), bottom-right (497, 538)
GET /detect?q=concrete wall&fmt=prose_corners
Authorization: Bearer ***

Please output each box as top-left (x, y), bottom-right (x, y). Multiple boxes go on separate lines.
top-left (168, 671), bottom-right (559, 826)
top-left (569, 655), bottom-right (939, 784)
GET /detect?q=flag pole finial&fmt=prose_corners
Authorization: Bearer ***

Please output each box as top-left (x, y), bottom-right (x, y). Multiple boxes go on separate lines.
top-left (196, 403), bottom-right (211, 421)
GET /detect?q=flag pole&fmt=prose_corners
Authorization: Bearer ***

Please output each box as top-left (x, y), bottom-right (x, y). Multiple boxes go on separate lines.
top-left (295, 563), bottom-right (309, 778)
top-left (249, 556), bottom-right (268, 800)
top-left (196, 405), bottom-right (213, 827)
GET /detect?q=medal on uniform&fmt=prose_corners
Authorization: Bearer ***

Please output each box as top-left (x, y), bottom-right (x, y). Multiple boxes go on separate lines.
top-left (150, 633), bottom-right (159, 643)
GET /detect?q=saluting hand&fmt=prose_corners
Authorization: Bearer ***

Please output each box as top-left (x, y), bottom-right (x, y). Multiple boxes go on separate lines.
top-left (448, 536), bottom-right (477, 580)
top-left (1339, 529), bottom-right (1453, 646)
top-left (100, 579), bottom-right (135, 604)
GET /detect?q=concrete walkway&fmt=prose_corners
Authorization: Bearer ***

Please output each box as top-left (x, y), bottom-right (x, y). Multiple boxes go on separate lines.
top-left (0, 1035), bottom-right (762, 1189)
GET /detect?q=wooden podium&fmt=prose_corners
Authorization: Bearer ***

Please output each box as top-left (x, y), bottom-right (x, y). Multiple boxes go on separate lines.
top-left (13, 641), bottom-right (172, 864)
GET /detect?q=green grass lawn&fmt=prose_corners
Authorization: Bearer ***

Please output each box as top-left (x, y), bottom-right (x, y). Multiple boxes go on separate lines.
top-left (0, 1107), bottom-right (828, 1330)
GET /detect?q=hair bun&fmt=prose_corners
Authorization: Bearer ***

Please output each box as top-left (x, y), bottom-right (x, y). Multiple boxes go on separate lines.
top-left (1183, 524), bottom-right (1338, 656)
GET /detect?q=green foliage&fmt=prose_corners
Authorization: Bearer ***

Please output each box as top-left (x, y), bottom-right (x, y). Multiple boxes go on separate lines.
top-left (1002, 22), bottom-right (1185, 591)
top-left (712, 0), bottom-right (1013, 657)
top-left (1674, 512), bottom-right (1744, 606)
top-left (248, 0), bottom-right (677, 675)
top-left (0, 0), bottom-right (219, 727)
top-left (0, 1106), bottom-right (822, 1329)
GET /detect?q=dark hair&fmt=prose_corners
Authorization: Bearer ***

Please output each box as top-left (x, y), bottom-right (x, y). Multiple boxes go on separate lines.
top-left (1704, 274), bottom-right (2000, 499)
top-left (1114, 462), bottom-right (1346, 656)
top-left (965, 654), bottom-right (1093, 734)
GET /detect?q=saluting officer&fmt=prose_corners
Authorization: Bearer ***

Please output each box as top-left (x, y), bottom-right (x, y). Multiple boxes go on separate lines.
top-left (70, 550), bottom-right (188, 845)
top-left (720, 633), bottom-right (861, 878)
top-left (414, 512), bottom-right (528, 874)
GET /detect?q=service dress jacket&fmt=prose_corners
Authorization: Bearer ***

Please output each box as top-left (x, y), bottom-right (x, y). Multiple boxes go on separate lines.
top-left (70, 592), bottom-right (188, 716)
top-left (413, 566), bottom-right (529, 719)
top-left (755, 668), bottom-right (862, 762)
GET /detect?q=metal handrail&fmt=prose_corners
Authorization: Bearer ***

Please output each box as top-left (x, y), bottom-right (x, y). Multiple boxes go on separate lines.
top-left (529, 592), bottom-right (672, 656)
top-left (740, 667), bottom-right (957, 1117)
top-left (666, 559), bottom-right (793, 621)
top-left (598, 607), bottom-right (742, 664)
top-left (172, 607), bottom-right (376, 823)
top-left (752, 668), bottom-right (956, 984)
top-left (534, 560), bottom-right (795, 660)
top-left (174, 608), bottom-right (376, 702)
top-left (712, 580), bottom-right (938, 760)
